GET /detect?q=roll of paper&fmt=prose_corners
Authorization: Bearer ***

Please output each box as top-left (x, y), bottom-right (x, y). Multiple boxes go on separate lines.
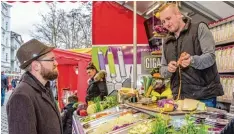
top-left (117, 47), bottom-right (126, 77)
top-left (98, 48), bottom-right (106, 70)
top-left (107, 47), bottom-right (116, 78)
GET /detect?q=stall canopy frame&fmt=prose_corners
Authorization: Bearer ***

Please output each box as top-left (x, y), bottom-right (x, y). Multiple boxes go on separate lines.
top-left (53, 49), bottom-right (91, 108)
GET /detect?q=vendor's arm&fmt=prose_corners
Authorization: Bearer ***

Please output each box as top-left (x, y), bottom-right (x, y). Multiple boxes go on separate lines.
top-left (160, 46), bottom-right (173, 79)
top-left (189, 23), bottom-right (216, 70)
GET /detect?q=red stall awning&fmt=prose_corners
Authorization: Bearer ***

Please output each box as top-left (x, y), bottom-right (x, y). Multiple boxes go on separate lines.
top-left (92, 1), bottom-right (148, 45)
top-left (53, 49), bottom-right (91, 108)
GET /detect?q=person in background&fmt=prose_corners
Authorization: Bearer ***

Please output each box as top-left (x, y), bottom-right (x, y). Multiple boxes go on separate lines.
top-left (220, 118), bottom-right (234, 134)
top-left (11, 77), bottom-right (17, 89)
top-left (85, 63), bottom-right (108, 103)
top-left (1, 71), bottom-right (8, 106)
top-left (7, 39), bottom-right (62, 134)
top-left (50, 79), bottom-right (57, 99)
top-left (158, 3), bottom-right (223, 107)
top-left (61, 95), bottom-right (78, 134)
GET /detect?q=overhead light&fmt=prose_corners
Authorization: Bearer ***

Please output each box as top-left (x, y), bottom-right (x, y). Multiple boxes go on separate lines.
top-left (146, 3), bottom-right (161, 15)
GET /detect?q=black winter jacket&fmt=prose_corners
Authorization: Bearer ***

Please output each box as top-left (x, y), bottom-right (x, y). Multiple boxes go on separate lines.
top-left (220, 118), bottom-right (234, 134)
top-left (85, 78), bottom-right (108, 102)
top-left (62, 103), bottom-right (76, 134)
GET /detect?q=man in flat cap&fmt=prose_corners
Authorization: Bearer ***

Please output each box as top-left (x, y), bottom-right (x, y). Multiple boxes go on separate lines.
top-left (6, 39), bottom-right (62, 134)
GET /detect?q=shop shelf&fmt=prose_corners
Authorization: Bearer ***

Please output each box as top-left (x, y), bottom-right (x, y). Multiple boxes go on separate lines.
top-left (219, 70), bottom-right (234, 74)
top-left (209, 16), bottom-right (234, 29)
top-left (215, 38), bottom-right (234, 47)
top-left (217, 98), bottom-right (232, 104)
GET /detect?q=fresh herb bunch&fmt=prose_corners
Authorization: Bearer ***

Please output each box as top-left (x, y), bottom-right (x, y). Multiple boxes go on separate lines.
top-left (151, 113), bottom-right (170, 134)
top-left (178, 113), bottom-right (210, 134)
top-left (150, 113), bottom-right (210, 134)
top-left (103, 95), bottom-right (118, 109)
top-left (93, 97), bottom-right (102, 113)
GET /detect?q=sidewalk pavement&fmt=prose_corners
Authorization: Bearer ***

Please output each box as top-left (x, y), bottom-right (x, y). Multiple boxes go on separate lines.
top-left (1, 90), bottom-right (13, 134)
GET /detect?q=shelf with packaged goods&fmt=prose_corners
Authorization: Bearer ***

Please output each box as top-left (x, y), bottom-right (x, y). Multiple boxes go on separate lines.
top-left (215, 38), bottom-right (234, 47)
top-left (219, 70), bottom-right (234, 74)
top-left (209, 16), bottom-right (234, 29)
top-left (217, 97), bottom-right (232, 104)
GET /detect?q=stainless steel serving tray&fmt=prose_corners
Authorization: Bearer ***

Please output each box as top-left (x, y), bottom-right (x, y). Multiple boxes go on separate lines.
top-left (82, 109), bottom-right (133, 130)
top-left (109, 119), bottom-right (151, 134)
top-left (85, 112), bottom-right (151, 134)
top-left (79, 104), bottom-right (129, 124)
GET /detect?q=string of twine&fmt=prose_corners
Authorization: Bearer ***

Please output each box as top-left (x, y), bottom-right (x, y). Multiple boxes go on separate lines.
top-left (176, 65), bottom-right (182, 101)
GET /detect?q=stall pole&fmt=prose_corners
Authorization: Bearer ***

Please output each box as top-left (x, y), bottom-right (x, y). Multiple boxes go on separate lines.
top-left (133, 1), bottom-right (137, 89)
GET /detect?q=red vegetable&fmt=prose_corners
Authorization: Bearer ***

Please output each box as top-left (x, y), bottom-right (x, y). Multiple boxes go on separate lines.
top-left (79, 110), bottom-right (88, 116)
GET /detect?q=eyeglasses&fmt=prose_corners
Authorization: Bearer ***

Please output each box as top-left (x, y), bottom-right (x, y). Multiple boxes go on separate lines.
top-left (37, 58), bottom-right (56, 62)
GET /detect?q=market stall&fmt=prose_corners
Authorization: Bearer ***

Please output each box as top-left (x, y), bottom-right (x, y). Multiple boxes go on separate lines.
top-left (53, 49), bottom-right (91, 108)
top-left (72, 99), bottom-right (231, 134)
top-left (71, 1), bottom-right (234, 134)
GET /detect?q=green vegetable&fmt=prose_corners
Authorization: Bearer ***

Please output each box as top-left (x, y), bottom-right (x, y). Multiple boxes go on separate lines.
top-left (179, 113), bottom-right (210, 134)
top-left (93, 97), bottom-right (102, 113)
top-left (145, 76), bottom-right (152, 96)
top-left (103, 95), bottom-right (118, 109)
top-left (151, 113), bottom-right (170, 134)
top-left (142, 76), bottom-right (147, 93)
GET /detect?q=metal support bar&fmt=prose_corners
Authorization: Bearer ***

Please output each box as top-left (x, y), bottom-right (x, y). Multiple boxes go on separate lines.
top-left (224, 1), bottom-right (234, 8)
top-left (133, 1), bottom-right (137, 89)
top-left (141, 1), bottom-right (160, 16)
top-left (190, 1), bottom-right (222, 19)
top-left (182, 1), bottom-right (219, 21)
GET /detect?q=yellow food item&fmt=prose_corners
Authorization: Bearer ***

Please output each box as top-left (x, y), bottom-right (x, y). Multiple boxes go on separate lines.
top-left (152, 96), bottom-right (157, 101)
top-left (151, 90), bottom-right (161, 96)
top-left (163, 103), bottom-right (174, 112)
top-left (120, 88), bottom-right (132, 93)
top-left (87, 104), bottom-right (96, 115)
top-left (151, 82), bottom-right (172, 99)
top-left (182, 99), bottom-right (199, 111)
top-left (146, 85), bottom-right (153, 97)
top-left (161, 86), bottom-right (172, 97)
top-left (176, 100), bottom-right (184, 111)
top-left (88, 101), bottom-right (94, 105)
top-left (197, 102), bottom-right (207, 111)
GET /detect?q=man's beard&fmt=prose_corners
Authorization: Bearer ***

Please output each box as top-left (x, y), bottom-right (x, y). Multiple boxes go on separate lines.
top-left (40, 65), bottom-right (58, 81)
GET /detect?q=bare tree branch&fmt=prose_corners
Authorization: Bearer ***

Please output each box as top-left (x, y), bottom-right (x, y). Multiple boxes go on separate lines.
top-left (30, 1), bottom-right (92, 49)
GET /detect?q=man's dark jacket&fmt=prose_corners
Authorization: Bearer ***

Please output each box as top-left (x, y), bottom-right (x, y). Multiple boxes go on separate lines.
top-left (7, 72), bottom-right (63, 134)
top-left (163, 18), bottom-right (224, 99)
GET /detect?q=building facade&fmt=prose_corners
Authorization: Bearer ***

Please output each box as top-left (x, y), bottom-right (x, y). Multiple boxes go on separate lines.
top-left (1, 2), bottom-right (12, 72)
top-left (1, 2), bottom-right (22, 75)
top-left (10, 31), bottom-right (23, 73)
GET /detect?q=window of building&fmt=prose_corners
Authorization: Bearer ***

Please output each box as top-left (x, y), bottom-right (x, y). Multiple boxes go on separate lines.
top-left (6, 22), bottom-right (8, 30)
top-left (2, 18), bottom-right (4, 26)
top-left (6, 53), bottom-right (8, 61)
top-left (2, 48), bottom-right (4, 57)
top-left (2, 32), bottom-right (4, 42)
top-left (6, 38), bottom-right (8, 46)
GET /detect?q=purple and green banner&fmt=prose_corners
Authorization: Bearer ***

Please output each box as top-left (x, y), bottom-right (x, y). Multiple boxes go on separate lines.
top-left (92, 45), bottom-right (161, 93)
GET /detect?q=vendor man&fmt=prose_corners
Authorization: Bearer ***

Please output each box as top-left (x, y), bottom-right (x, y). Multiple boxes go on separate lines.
top-left (158, 3), bottom-right (224, 107)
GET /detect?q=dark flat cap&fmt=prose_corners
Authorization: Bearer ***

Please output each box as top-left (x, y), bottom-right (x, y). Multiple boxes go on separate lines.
top-left (16, 39), bottom-right (55, 69)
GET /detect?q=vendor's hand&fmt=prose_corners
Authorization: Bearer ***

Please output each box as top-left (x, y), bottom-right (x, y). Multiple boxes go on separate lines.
top-left (180, 53), bottom-right (191, 68)
top-left (168, 61), bottom-right (177, 73)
